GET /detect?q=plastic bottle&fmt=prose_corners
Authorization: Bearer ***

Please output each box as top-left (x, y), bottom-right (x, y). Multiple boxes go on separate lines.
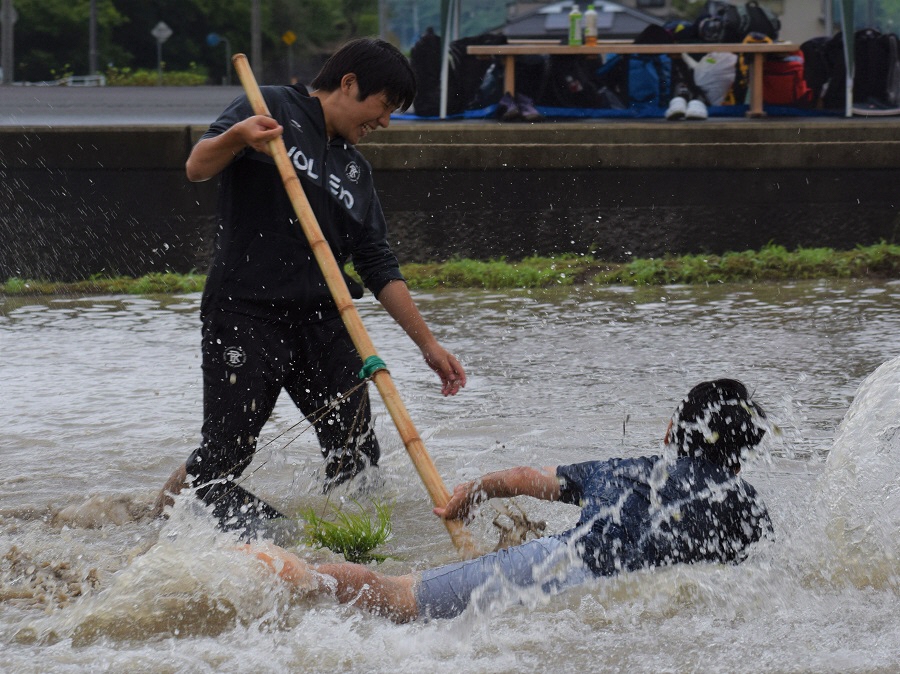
top-left (568, 4), bottom-right (583, 47)
top-left (584, 4), bottom-right (598, 46)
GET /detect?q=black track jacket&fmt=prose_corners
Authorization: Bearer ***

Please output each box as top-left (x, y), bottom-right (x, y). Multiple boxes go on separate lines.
top-left (199, 85), bottom-right (404, 322)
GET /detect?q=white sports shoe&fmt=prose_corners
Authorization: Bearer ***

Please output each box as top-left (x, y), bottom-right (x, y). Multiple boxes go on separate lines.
top-left (665, 96), bottom-right (687, 120)
top-left (686, 99), bottom-right (709, 120)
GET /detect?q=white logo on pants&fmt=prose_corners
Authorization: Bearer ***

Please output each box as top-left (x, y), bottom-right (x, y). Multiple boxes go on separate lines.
top-left (223, 346), bottom-right (247, 368)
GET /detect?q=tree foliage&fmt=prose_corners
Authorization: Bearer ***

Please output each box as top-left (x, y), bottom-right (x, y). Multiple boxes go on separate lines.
top-left (8, 0), bottom-right (376, 84)
top-left (13, 0), bottom-right (126, 81)
top-left (8, 0), bottom-right (521, 84)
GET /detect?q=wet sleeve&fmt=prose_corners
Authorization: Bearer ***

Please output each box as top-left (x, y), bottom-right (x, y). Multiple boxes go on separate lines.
top-left (555, 463), bottom-right (589, 506)
top-left (200, 87), bottom-right (284, 148)
top-left (351, 190), bottom-right (405, 298)
top-left (718, 485), bottom-right (775, 563)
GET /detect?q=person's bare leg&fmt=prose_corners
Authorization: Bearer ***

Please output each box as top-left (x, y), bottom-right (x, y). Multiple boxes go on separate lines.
top-left (315, 562), bottom-right (418, 623)
top-left (152, 462), bottom-right (189, 517)
top-left (245, 544), bottom-right (418, 622)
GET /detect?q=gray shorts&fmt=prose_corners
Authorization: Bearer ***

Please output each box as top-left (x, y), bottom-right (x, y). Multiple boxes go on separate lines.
top-left (414, 536), bottom-right (592, 620)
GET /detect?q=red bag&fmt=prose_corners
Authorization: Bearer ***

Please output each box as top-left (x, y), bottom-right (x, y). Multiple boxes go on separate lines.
top-left (763, 51), bottom-right (815, 106)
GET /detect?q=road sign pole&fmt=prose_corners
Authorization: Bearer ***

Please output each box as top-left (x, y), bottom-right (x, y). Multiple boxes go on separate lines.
top-left (281, 30), bottom-right (296, 82)
top-left (1, 0), bottom-right (15, 85)
top-left (89, 0), bottom-right (97, 74)
top-left (151, 21), bottom-right (173, 85)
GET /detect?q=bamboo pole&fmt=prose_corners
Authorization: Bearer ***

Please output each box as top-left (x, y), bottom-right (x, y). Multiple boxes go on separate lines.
top-left (231, 54), bottom-right (479, 559)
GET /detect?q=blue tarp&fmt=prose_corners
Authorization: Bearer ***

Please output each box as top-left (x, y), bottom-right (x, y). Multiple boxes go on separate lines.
top-left (394, 103), bottom-right (843, 121)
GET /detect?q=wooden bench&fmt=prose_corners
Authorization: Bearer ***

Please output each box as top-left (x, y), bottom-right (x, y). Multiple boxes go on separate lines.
top-left (467, 41), bottom-right (798, 117)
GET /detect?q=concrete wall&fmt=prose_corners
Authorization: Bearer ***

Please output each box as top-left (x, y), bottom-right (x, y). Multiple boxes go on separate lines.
top-left (365, 120), bottom-right (900, 264)
top-left (2, 120), bottom-right (899, 281)
top-left (0, 127), bottom-right (216, 281)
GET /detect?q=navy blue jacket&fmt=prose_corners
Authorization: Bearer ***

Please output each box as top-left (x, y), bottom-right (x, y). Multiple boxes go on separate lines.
top-left (555, 456), bottom-right (773, 577)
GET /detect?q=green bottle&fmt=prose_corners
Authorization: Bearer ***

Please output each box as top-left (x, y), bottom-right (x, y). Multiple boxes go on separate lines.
top-left (568, 4), bottom-right (583, 46)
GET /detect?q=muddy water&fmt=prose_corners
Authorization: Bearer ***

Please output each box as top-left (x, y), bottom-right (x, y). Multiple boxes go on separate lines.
top-left (2, 280), bottom-right (900, 672)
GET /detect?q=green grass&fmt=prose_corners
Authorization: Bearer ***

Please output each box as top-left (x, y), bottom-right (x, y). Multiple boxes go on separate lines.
top-left (299, 499), bottom-right (393, 564)
top-left (400, 254), bottom-right (589, 289)
top-left (593, 243), bottom-right (900, 286)
top-left (4, 244), bottom-right (900, 296)
top-left (2, 272), bottom-right (206, 296)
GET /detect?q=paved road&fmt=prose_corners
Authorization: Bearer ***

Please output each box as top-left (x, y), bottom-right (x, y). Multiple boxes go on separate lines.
top-left (0, 85), bottom-right (245, 126)
top-left (6, 83), bottom-right (896, 129)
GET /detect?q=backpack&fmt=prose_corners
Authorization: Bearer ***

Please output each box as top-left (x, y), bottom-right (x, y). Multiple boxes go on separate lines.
top-left (729, 32), bottom-right (813, 107)
top-left (732, 32), bottom-right (772, 103)
top-left (854, 29), bottom-right (900, 107)
top-left (469, 55), bottom-right (551, 110)
top-left (821, 29), bottom-right (900, 109)
top-left (408, 30), bottom-right (507, 116)
top-left (589, 23), bottom-right (672, 112)
top-left (799, 36), bottom-right (832, 103)
top-left (763, 51), bottom-right (815, 106)
top-left (596, 53), bottom-right (673, 111)
top-left (696, 0), bottom-right (780, 43)
top-left (743, 1), bottom-right (781, 40)
top-left (887, 34), bottom-right (900, 106)
top-left (447, 34), bottom-right (509, 115)
top-left (410, 28), bottom-right (442, 117)
top-left (541, 55), bottom-right (625, 109)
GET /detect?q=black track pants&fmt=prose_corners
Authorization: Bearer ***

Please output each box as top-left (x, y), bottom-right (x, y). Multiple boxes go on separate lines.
top-left (185, 309), bottom-right (379, 488)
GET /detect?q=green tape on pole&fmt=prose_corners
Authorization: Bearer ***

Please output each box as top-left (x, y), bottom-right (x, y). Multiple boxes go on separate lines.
top-left (359, 355), bottom-right (388, 379)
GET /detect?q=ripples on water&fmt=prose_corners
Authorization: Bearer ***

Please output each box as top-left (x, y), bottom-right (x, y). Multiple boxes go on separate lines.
top-left (2, 280), bottom-right (900, 672)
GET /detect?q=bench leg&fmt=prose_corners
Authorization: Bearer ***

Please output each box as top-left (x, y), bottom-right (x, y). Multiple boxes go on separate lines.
top-left (747, 53), bottom-right (766, 118)
top-left (504, 55), bottom-right (516, 96)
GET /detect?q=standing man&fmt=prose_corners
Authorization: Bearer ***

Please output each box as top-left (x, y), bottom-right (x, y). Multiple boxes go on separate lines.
top-left (155, 39), bottom-right (466, 520)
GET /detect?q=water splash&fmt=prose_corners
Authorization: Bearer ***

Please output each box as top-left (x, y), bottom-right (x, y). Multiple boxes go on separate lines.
top-left (5, 287), bottom-right (900, 671)
top-left (814, 355), bottom-right (900, 589)
top-left (51, 493), bottom-right (152, 529)
top-left (15, 497), bottom-right (299, 646)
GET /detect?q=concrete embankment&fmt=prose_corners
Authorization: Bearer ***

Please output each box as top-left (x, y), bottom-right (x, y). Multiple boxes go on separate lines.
top-left (364, 119), bottom-right (900, 267)
top-left (1, 87), bottom-right (898, 281)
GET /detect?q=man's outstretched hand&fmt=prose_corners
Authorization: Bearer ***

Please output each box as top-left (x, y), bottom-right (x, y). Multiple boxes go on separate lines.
top-left (434, 481), bottom-right (480, 523)
top-left (422, 343), bottom-right (466, 396)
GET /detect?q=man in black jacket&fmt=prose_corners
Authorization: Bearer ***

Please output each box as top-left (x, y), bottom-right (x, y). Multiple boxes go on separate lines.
top-left (155, 39), bottom-right (466, 519)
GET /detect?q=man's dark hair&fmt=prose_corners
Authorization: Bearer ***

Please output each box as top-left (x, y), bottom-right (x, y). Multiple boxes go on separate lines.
top-left (311, 38), bottom-right (417, 112)
top-left (670, 379), bottom-right (767, 470)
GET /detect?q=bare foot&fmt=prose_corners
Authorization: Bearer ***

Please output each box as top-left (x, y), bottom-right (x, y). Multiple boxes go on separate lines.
top-left (151, 463), bottom-right (189, 518)
top-left (242, 543), bottom-right (318, 592)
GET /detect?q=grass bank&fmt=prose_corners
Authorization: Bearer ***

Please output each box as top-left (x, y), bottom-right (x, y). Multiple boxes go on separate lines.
top-left (3, 244), bottom-right (900, 296)
top-left (1, 272), bottom-right (207, 296)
